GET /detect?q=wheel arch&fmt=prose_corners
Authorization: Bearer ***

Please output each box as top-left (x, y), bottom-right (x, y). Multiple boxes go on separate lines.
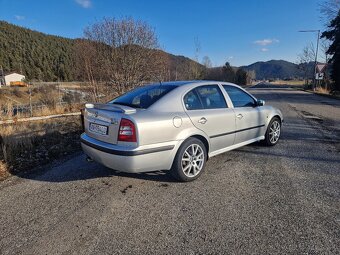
top-left (189, 134), bottom-right (210, 159)
top-left (272, 114), bottom-right (282, 124)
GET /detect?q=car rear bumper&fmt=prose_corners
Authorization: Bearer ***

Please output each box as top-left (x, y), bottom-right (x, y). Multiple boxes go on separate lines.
top-left (80, 133), bottom-right (179, 173)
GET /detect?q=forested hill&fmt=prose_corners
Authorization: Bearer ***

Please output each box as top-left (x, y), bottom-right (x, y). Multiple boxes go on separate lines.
top-left (241, 60), bottom-right (314, 80)
top-left (0, 21), bottom-right (75, 81)
top-left (0, 21), bottom-right (203, 82)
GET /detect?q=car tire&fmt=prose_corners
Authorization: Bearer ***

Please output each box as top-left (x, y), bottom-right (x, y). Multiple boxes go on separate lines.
top-left (263, 117), bottom-right (281, 146)
top-left (171, 137), bottom-right (207, 182)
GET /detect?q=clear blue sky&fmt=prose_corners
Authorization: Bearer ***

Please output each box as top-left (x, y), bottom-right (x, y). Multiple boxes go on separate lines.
top-left (0, 0), bottom-right (325, 66)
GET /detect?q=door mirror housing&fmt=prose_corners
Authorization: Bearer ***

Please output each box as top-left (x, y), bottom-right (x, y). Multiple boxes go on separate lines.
top-left (257, 100), bottom-right (265, 106)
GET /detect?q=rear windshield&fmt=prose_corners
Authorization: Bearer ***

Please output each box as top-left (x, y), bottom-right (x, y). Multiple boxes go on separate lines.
top-left (110, 85), bottom-right (177, 109)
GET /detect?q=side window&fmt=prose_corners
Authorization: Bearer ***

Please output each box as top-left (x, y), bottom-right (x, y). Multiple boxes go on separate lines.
top-left (223, 85), bottom-right (256, 107)
top-left (195, 85), bottom-right (227, 109)
top-left (184, 90), bottom-right (203, 110)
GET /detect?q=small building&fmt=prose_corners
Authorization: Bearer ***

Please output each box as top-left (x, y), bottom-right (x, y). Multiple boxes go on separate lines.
top-left (4, 72), bottom-right (25, 86)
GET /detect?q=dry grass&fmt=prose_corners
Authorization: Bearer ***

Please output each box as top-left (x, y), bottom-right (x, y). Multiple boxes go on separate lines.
top-left (315, 86), bottom-right (331, 94)
top-left (0, 100), bottom-right (83, 121)
top-left (0, 85), bottom-right (85, 120)
top-left (270, 80), bottom-right (306, 86)
top-left (0, 115), bottom-right (83, 180)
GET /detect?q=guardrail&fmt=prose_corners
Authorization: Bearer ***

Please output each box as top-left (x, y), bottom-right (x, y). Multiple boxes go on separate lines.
top-left (0, 112), bottom-right (81, 125)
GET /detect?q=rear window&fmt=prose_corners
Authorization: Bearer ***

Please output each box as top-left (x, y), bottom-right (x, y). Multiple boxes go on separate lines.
top-left (110, 85), bottom-right (177, 109)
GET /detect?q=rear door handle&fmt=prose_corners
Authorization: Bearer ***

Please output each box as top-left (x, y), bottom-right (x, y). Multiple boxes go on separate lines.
top-left (198, 117), bottom-right (207, 124)
top-left (236, 114), bottom-right (243, 119)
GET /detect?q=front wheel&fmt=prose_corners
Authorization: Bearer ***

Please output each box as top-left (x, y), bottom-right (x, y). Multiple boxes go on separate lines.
top-left (171, 138), bottom-right (207, 182)
top-left (263, 117), bottom-right (281, 146)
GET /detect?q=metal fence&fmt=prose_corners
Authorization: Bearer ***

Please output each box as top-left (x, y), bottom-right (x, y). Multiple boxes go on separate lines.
top-left (0, 82), bottom-right (92, 119)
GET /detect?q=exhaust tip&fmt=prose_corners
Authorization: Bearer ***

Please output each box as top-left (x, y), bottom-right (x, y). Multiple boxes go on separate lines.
top-left (86, 156), bottom-right (94, 162)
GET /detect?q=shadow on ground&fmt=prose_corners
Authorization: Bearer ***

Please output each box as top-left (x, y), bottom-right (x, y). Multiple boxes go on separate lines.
top-left (12, 153), bottom-right (178, 184)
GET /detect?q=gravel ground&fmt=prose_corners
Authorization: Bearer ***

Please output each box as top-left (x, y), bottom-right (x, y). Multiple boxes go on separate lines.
top-left (0, 85), bottom-right (339, 255)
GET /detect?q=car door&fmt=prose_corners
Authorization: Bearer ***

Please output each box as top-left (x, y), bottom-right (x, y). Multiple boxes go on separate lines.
top-left (223, 85), bottom-right (266, 145)
top-left (183, 85), bottom-right (236, 153)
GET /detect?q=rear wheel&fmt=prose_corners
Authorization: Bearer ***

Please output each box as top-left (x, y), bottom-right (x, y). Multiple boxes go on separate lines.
top-left (263, 117), bottom-right (281, 146)
top-left (171, 138), bottom-right (207, 182)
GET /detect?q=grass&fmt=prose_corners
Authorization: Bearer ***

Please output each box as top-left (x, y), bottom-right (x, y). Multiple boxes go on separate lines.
top-left (0, 85), bottom-right (85, 120)
top-left (0, 115), bottom-right (83, 180)
top-left (315, 86), bottom-right (331, 94)
top-left (270, 80), bottom-right (306, 86)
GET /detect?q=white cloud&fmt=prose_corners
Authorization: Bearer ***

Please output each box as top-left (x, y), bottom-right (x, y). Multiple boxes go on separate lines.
top-left (254, 38), bottom-right (279, 46)
top-left (261, 48), bottom-right (269, 52)
top-left (14, 15), bottom-right (25, 20)
top-left (228, 56), bottom-right (234, 60)
top-left (75, 0), bottom-right (91, 8)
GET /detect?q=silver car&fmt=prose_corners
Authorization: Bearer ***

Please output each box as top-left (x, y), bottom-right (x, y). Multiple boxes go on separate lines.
top-left (81, 81), bottom-right (283, 181)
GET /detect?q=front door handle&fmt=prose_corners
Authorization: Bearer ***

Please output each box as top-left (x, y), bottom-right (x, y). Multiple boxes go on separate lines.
top-left (236, 114), bottom-right (243, 119)
top-left (198, 117), bottom-right (207, 124)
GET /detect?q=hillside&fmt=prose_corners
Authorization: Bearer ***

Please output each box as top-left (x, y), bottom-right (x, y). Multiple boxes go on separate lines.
top-left (0, 21), bottom-right (202, 82)
top-left (241, 60), bottom-right (314, 80)
top-left (0, 21), bottom-right (75, 81)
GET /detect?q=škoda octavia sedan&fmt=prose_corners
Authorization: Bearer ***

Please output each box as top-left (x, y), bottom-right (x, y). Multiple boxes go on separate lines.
top-left (81, 81), bottom-right (283, 181)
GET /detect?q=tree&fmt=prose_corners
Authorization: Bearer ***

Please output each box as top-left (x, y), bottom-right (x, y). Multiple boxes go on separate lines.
top-left (83, 17), bottom-right (163, 94)
top-left (246, 70), bottom-right (256, 84)
top-left (189, 37), bottom-right (205, 79)
top-left (235, 68), bottom-right (247, 85)
top-left (74, 39), bottom-right (101, 101)
top-left (297, 43), bottom-right (315, 86)
top-left (222, 62), bottom-right (235, 83)
top-left (321, 10), bottom-right (340, 91)
top-left (320, 0), bottom-right (340, 24)
top-left (202, 56), bottom-right (212, 68)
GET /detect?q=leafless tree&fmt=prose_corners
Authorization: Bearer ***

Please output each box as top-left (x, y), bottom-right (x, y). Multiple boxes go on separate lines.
top-left (189, 37), bottom-right (204, 79)
top-left (74, 39), bottom-right (101, 101)
top-left (320, 39), bottom-right (331, 63)
top-left (297, 43), bottom-right (316, 85)
top-left (320, 0), bottom-right (340, 24)
top-left (246, 70), bottom-right (256, 84)
top-left (319, 39), bottom-right (332, 88)
top-left (202, 56), bottom-right (212, 68)
top-left (83, 17), bottom-right (164, 95)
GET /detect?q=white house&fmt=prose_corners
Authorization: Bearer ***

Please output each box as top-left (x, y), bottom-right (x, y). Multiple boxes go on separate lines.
top-left (4, 73), bottom-right (25, 86)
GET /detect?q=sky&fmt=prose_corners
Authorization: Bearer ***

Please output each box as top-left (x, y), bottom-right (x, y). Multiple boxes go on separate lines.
top-left (0, 0), bottom-right (326, 66)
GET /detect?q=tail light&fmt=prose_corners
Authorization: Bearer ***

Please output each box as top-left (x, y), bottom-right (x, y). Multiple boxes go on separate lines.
top-left (118, 118), bottom-right (137, 142)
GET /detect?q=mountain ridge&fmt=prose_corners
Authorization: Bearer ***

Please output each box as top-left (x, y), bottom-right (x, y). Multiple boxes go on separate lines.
top-left (241, 59), bottom-right (314, 80)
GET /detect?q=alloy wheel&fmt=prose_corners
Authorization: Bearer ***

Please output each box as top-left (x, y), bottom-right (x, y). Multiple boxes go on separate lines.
top-left (269, 120), bottom-right (280, 144)
top-left (181, 144), bottom-right (205, 177)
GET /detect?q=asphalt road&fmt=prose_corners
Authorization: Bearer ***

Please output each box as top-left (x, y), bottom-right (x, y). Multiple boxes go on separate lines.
top-left (1, 84), bottom-right (339, 254)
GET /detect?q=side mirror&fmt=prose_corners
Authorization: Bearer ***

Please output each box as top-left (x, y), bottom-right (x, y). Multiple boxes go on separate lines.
top-left (257, 100), bottom-right (265, 106)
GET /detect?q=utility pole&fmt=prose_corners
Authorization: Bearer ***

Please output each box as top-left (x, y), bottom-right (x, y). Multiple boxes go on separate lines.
top-left (298, 29), bottom-right (320, 91)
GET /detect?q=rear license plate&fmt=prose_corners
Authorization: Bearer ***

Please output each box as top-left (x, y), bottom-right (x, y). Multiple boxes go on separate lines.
top-left (89, 123), bottom-right (108, 135)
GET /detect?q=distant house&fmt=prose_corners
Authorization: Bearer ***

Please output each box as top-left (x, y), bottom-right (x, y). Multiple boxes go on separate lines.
top-left (1, 72), bottom-right (26, 86)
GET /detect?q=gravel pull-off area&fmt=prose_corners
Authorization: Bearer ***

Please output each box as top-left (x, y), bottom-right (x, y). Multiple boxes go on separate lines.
top-left (0, 85), bottom-right (339, 254)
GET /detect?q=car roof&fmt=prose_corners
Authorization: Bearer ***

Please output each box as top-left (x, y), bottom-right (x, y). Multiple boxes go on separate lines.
top-left (149, 80), bottom-right (237, 87)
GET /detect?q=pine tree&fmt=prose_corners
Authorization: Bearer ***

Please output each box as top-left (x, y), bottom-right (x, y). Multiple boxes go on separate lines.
top-left (321, 10), bottom-right (340, 91)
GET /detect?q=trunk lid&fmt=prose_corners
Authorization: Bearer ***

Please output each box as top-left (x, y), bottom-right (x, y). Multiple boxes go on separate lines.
top-left (84, 103), bottom-right (136, 144)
